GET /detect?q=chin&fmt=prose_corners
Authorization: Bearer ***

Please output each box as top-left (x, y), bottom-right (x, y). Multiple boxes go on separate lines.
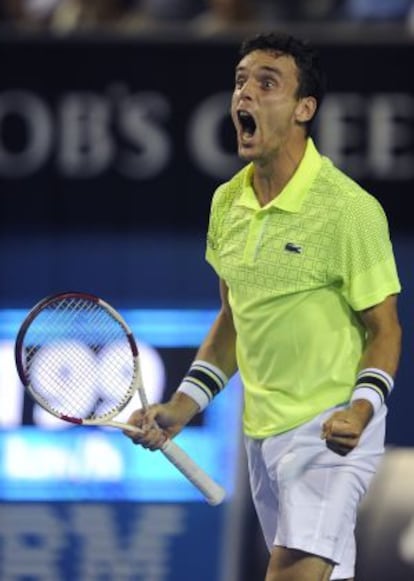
top-left (238, 145), bottom-right (257, 162)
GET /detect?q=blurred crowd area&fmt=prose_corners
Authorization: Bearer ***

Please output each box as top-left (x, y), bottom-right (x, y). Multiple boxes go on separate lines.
top-left (0, 0), bottom-right (414, 35)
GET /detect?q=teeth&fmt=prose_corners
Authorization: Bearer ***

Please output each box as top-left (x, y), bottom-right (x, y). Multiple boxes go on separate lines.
top-left (238, 111), bottom-right (251, 121)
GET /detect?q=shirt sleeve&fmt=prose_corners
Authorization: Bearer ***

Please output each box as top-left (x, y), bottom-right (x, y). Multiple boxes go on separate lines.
top-left (335, 193), bottom-right (401, 311)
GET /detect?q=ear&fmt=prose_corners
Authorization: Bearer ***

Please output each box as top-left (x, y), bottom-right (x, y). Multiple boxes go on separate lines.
top-left (295, 96), bottom-right (317, 124)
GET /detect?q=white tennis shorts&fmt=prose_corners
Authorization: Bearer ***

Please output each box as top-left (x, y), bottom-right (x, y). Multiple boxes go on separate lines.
top-left (245, 404), bottom-right (386, 580)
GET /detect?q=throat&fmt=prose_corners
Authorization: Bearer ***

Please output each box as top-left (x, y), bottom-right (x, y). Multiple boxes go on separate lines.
top-left (253, 173), bottom-right (285, 206)
top-left (252, 149), bottom-right (303, 206)
top-left (256, 190), bottom-right (279, 207)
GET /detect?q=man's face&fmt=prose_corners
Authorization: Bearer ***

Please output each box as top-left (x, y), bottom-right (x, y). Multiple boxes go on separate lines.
top-left (231, 49), bottom-right (305, 163)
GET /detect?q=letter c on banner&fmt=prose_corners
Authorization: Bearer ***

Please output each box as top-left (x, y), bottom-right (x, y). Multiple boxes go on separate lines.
top-left (188, 92), bottom-right (242, 180)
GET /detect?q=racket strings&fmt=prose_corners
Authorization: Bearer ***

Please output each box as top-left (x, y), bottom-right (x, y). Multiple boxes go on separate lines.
top-left (23, 297), bottom-right (136, 420)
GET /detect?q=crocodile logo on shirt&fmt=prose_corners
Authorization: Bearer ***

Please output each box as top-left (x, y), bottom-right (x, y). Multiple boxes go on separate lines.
top-left (284, 242), bottom-right (303, 254)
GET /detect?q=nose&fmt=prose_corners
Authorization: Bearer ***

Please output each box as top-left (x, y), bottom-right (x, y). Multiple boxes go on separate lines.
top-left (237, 78), bottom-right (254, 101)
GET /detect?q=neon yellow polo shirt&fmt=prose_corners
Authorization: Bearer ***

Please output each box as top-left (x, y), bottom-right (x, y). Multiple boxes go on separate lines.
top-left (206, 138), bottom-right (401, 439)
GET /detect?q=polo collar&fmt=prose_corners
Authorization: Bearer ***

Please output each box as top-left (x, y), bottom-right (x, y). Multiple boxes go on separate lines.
top-left (237, 138), bottom-right (322, 213)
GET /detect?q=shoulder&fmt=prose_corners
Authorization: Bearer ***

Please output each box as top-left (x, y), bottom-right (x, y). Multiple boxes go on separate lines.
top-left (316, 156), bottom-right (386, 220)
top-left (211, 164), bottom-right (251, 208)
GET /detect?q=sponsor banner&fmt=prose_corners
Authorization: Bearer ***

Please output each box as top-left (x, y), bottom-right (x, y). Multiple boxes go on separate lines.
top-left (0, 309), bottom-right (242, 502)
top-left (0, 502), bottom-right (227, 581)
top-left (0, 37), bottom-right (412, 233)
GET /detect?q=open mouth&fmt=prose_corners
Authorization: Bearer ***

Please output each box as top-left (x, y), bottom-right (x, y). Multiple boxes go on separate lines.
top-left (237, 110), bottom-right (257, 138)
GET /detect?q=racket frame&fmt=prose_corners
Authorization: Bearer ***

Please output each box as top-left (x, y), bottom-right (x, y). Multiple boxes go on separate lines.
top-left (14, 291), bottom-right (226, 505)
top-left (15, 291), bottom-right (140, 426)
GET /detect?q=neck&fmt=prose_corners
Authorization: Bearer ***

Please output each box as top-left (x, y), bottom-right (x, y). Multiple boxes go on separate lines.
top-left (253, 138), bottom-right (308, 206)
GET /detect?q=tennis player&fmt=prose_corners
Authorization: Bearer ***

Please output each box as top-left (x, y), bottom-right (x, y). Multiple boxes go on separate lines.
top-left (125, 32), bottom-right (402, 581)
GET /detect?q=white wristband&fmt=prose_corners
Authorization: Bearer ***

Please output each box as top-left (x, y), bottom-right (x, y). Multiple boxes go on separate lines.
top-left (350, 387), bottom-right (383, 415)
top-left (350, 367), bottom-right (394, 415)
top-left (177, 380), bottom-right (211, 412)
top-left (176, 360), bottom-right (228, 412)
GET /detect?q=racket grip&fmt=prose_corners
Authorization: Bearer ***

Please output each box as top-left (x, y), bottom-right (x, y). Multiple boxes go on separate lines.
top-left (161, 439), bottom-right (226, 506)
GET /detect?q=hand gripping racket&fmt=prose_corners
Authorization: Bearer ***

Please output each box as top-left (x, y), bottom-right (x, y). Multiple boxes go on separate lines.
top-left (14, 291), bottom-right (225, 505)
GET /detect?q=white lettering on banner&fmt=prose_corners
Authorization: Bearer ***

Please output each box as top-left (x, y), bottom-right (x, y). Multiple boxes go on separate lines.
top-left (58, 88), bottom-right (171, 179)
top-left (0, 338), bottom-right (166, 427)
top-left (0, 88), bottom-right (412, 181)
top-left (369, 93), bottom-right (414, 179)
top-left (116, 90), bottom-right (172, 179)
top-left (71, 504), bottom-right (185, 580)
top-left (0, 91), bottom-right (53, 177)
top-left (188, 91), bottom-right (241, 179)
top-left (0, 86), bottom-right (171, 180)
top-left (317, 93), bottom-right (414, 179)
top-left (317, 93), bottom-right (366, 177)
top-left (0, 504), bottom-right (187, 580)
top-left (0, 505), bottom-right (66, 579)
top-left (58, 93), bottom-right (115, 177)
top-left (5, 432), bottom-right (123, 479)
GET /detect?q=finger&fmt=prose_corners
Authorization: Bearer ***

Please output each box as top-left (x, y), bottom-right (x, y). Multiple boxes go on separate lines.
top-left (132, 425), bottom-right (168, 450)
top-left (328, 419), bottom-right (360, 438)
top-left (122, 424), bottom-right (143, 438)
top-left (326, 434), bottom-right (359, 453)
top-left (321, 426), bottom-right (329, 439)
top-left (329, 428), bottom-right (359, 439)
top-left (126, 409), bottom-right (146, 428)
top-left (124, 420), bottom-right (140, 434)
top-left (321, 414), bottom-right (343, 437)
top-left (123, 414), bottom-right (155, 439)
top-left (123, 412), bottom-right (147, 438)
top-left (141, 406), bottom-right (163, 430)
top-left (321, 421), bottom-right (333, 439)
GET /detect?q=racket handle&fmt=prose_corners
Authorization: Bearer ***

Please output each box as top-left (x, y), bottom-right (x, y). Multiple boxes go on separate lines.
top-left (161, 439), bottom-right (226, 506)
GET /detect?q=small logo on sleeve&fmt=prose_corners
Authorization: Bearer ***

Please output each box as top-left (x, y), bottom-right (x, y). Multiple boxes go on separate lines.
top-left (284, 242), bottom-right (303, 254)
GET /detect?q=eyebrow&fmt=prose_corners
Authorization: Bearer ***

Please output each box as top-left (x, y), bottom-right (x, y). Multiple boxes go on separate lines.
top-left (235, 64), bottom-right (284, 78)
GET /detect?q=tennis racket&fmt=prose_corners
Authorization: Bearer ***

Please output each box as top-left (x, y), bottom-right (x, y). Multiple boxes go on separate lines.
top-left (14, 291), bottom-right (225, 505)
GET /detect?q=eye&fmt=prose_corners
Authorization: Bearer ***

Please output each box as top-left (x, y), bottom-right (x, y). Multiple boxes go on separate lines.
top-left (262, 78), bottom-right (276, 89)
top-left (235, 76), bottom-right (245, 89)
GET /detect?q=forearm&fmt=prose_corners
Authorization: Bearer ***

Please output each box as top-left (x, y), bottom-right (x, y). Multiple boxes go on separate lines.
top-left (351, 329), bottom-right (401, 422)
top-left (125, 283), bottom-right (238, 444)
top-left (358, 326), bottom-right (402, 378)
top-left (351, 296), bottom-right (402, 418)
top-left (165, 312), bottom-right (237, 423)
top-left (324, 309), bottom-right (402, 452)
top-left (168, 391), bottom-right (201, 422)
top-left (194, 306), bottom-right (238, 379)
top-left (174, 299), bottom-right (237, 414)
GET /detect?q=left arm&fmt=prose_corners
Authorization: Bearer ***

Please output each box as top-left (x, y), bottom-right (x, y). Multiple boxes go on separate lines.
top-left (322, 294), bottom-right (402, 455)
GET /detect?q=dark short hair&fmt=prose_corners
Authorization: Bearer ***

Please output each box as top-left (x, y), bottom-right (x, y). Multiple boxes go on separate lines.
top-left (239, 32), bottom-right (326, 133)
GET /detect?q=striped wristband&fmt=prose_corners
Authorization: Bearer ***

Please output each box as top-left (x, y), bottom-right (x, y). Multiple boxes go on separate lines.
top-left (350, 367), bottom-right (394, 414)
top-left (176, 360), bottom-right (228, 411)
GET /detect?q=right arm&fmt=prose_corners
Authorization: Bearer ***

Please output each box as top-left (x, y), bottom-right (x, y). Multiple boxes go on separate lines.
top-left (193, 279), bottom-right (238, 377)
top-left (124, 279), bottom-right (237, 449)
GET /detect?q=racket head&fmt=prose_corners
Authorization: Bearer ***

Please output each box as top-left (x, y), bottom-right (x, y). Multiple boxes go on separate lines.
top-left (15, 291), bottom-right (140, 425)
